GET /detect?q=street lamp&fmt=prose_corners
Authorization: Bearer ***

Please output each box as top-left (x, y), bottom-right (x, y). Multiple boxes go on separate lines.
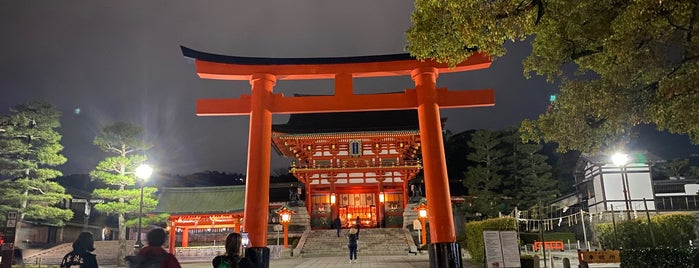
top-left (134, 164), bottom-right (153, 250)
top-left (611, 153), bottom-right (632, 220)
top-left (275, 203), bottom-right (295, 248)
top-left (414, 199), bottom-right (428, 246)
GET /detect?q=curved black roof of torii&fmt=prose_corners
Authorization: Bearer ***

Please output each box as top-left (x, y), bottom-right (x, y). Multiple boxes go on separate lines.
top-left (181, 46), bottom-right (415, 65)
top-left (272, 109), bottom-right (445, 134)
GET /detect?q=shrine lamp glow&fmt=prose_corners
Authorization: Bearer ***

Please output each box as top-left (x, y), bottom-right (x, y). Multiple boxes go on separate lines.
top-left (414, 199), bottom-right (428, 245)
top-left (275, 203), bottom-right (295, 248)
top-left (379, 192), bottom-right (385, 203)
top-left (330, 193), bottom-right (336, 204)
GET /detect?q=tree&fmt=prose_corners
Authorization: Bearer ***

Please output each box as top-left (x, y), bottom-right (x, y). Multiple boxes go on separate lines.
top-left (0, 101), bottom-right (72, 235)
top-left (515, 144), bottom-right (558, 208)
top-left (407, 0), bottom-right (699, 152)
top-left (89, 122), bottom-right (156, 266)
top-left (463, 130), bottom-right (506, 218)
top-left (500, 130), bottom-right (559, 208)
top-left (655, 158), bottom-right (690, 179)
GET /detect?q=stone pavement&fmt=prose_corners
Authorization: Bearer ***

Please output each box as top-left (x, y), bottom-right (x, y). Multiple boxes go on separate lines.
top-left (182, 254), bottom-right (477, 268)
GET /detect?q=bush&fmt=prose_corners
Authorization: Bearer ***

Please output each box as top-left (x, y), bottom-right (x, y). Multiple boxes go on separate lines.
top-left (621, 247), bottom-right (697, 267)
top-left (519, 232), bottom-right (576, 244)
top-left (464, 217), bottom-right (517, 262)
top-left (520, 254), bottom-right (538, 268)
top-left (595, 212), bottom-right (695, 249)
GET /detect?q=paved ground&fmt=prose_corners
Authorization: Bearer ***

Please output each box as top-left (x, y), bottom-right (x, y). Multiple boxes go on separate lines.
top-left (102, 252), bottom-right (620, 268)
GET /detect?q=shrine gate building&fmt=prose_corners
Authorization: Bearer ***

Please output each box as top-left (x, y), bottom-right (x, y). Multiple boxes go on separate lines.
top-left (272, 110), bottom-right (431, 229)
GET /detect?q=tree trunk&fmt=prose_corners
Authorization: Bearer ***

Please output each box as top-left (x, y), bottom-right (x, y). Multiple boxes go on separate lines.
top-left (117, 212), bottom-right (127, 267)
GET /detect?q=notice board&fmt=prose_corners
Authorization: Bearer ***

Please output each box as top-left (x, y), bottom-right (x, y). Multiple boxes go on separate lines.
top-left (483, 231), bottom-right (521, 268)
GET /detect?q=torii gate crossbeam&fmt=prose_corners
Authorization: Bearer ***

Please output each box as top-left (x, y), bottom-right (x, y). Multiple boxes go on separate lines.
top-left (181, 46), bottom-right (495, 268)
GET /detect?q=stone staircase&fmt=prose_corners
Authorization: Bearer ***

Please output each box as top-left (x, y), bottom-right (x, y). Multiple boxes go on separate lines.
top-left (23, 240), bottom-right (133, 266)
top-left (299, 228), bottom-right (414, 257)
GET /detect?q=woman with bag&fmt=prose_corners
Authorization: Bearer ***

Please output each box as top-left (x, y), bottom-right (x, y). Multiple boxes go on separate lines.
top-left (212, 233), bottom-right (256, 268)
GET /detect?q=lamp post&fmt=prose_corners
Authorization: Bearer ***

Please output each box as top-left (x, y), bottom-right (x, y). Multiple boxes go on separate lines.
top-left (611, 152), bottom-right (632, 220)
top-left (414, 199), bottom-right (428, 246)
top-left (134, 164), bottom-right (153, 250)
top-left (275, 203), bottom-right (295, 248)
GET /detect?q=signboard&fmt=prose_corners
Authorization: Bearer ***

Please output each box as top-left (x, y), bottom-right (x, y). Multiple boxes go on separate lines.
top-left (579, 250), bottom-right (620, 263)
top-left (483, 231), bottom-right (522, 268)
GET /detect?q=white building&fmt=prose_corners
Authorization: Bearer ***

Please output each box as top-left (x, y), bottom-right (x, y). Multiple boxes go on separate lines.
top-left (575, 153), bottom-right (658, 214)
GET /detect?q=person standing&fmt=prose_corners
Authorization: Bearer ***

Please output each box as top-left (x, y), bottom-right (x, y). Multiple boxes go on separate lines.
top-left (60, 231), bottom-right (98, 268)
top-left (355, 216), bottom-right (361, 239)
top-left (131, 228), bottom-right (181, 268)
top-left (332, 217), bottom-right (342, 237)
top-left (212, 233), bottom-right (256, 268)
top-left (347, 226), bottom-right (359, 264)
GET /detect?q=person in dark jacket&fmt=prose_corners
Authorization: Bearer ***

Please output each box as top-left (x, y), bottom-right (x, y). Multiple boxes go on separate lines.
top-left (60, 231), bottom-right (98, 268)
top-left (212, 233), bottom-right (256, 268)
top-left (134, 228), bottom-right (181, 268)
top-left (347, 226), bottom-right (359, 264)
top-left (332, 217), bottom-right (342, 237)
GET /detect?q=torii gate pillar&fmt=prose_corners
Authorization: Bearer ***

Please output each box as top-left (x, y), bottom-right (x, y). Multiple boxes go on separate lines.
top-left (181, 46), bottom-right (495, 268)
top-left (244, 73), bottom-right (276, 264)
top-left (413, 67), bottom-right (460, 267)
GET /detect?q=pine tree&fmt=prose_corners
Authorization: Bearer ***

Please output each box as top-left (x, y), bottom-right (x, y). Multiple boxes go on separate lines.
top-left (89, 122), bottom-right (156, 266)
top-left (463, 129), bottom-right (506, 218)
top-left (515, 144), bottom-right (558, 208)
top-left (0, 101), bottom-right (72, 236)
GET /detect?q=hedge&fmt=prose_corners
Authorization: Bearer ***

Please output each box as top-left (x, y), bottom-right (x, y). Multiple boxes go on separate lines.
top-left (595, 212), bottom-right (695, 250)
top-left (463, 217), bottom-right (517, 262)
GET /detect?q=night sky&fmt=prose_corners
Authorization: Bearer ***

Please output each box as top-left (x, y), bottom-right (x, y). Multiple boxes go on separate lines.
top-left (1, 2), bottom-right (695, 176)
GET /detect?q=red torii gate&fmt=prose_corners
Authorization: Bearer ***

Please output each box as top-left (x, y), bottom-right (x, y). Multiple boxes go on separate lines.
top-left (181, 47), bottom-right (494, 268)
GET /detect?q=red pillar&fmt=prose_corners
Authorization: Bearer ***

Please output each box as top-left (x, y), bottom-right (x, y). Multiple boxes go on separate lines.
top-left (305, 181), bottom-right (311, 214)
top-left (283, 223), bottom-right (289, 248)
top-left (244, 73), bottom-right (275, 268)
top-left (168, 223), bottom-right (176, 254)
top-left (402, 176), bottom-right (408, 209)
top-left (411, 67), bottom-right (455, 243)
top-left (244, 73), bottom-right (275, 247)
top-left (182, 228), bottom-right (189, 248)
top-left (412, 67), bottom-right (462, 267)
top-left (235, 217), bottom-right (241, 234)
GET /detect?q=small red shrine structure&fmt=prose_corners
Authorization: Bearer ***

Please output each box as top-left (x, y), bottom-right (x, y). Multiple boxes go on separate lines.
top-left (154, 186), bottom-right (246, 254)
top-left (271, 110), bottom-right (429, 228)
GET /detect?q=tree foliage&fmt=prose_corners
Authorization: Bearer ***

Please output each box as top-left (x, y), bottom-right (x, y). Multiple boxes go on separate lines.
top-left (89, 122), bottom-right (155, 266)
top-left (460, 129), bottom-right (559, 217)
top-left (407, 0), bottom-right (699, 152)
top-left (0, 101), bottom-right (72, 226)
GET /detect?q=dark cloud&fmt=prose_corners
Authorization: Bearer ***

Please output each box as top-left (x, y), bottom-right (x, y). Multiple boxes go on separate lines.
top-left (0, 1), bottom-right (576, 175)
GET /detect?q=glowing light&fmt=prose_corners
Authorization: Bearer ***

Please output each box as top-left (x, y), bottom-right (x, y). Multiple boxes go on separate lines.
top-left (611, 153), bottom-right (629, 166)
top-left (379, 192), bottom-right (385, 203)
top-left (330, 193), bottom-right (336, 204)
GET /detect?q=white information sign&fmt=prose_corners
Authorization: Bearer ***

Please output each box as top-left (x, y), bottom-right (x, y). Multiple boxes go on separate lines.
top-left (500, 231), bottom-right (522, 267)
top-left (483, 231), bottom-right (504, 268)
top-left (483, 231), bottom-right (522, 268)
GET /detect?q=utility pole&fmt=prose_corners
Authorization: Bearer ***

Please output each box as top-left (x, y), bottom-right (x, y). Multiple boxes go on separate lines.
top-left (539, 199), bottom-right (547, 268)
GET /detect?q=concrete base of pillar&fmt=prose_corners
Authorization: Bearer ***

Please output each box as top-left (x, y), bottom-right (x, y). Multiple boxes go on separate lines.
top-left (246, 247), bottom-right (270, 268)
top-left (428, 242), bottom-right (463, 268)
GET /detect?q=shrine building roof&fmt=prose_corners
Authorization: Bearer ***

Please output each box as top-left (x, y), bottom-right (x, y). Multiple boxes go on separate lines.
top-left (154, 185), bottom-right (245, 215)
top-left (272, 109), bottom-right (443, 134)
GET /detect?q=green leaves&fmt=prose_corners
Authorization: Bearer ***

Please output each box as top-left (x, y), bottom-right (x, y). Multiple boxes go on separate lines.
top-left (408, 0), bottom-right (699, 152)
top-left (0, 101), bottom-right (71, 226)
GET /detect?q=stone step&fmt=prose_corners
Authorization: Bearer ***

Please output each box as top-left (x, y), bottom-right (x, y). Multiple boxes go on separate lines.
top-left (300, 228), bottom-right (413, 257)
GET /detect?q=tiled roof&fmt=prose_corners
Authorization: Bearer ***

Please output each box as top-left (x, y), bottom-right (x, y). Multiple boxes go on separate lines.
top-left (272, 110), bottom-right (428, 134)
top-left (154, 185), bottom-right (245, 214)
